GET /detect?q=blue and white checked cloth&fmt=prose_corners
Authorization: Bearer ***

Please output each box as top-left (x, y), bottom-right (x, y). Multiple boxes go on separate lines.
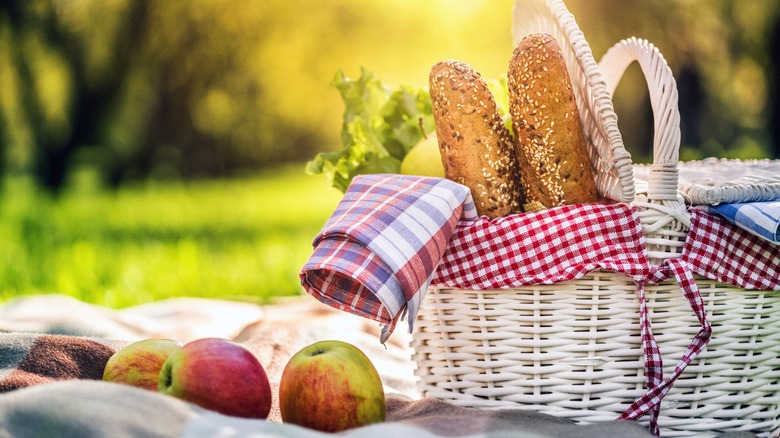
top-left (703, 201), bottom-right (780, 244)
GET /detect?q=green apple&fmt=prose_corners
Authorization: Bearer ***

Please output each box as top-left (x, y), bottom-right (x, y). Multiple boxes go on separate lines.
top-left (400, 134), bottom-right (445, 177)
top-left (279, 340), bottom-right (385, 432)
top-left (157, 337), bottom-right (272, 419)
top-left (103, 338), bottom-right (182, 391)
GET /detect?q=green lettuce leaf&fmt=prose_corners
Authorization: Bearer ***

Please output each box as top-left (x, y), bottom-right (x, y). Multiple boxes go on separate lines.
top-left (306, 67), bottom-right (434, 192)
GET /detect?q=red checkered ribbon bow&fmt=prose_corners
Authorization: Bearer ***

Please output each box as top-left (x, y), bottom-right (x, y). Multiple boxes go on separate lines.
top-left (617, 210), bottom-right (780, 434)
top-left (301, 175), bottom-right (780, 435)
top-left (618, 259), bottom-right (712, 435)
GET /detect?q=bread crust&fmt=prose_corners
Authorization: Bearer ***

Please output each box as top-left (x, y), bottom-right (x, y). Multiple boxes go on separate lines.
top-left (429, 59), bottom-right (522, 218)
top-left (508, 33), bottom-right (598, 210)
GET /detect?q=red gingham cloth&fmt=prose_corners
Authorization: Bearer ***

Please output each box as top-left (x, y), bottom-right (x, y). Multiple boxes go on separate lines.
top-left (430, 203), bottom-right (652, 288)
top-left (301, 175), bottom-right (780, 435)
top-left (615, 210), bottom-right (780, 433)
top-left (683, 208), bottom-right (780, 289)
top-left (617, 259), bottom-right (713, 435)
top-left (431, 204), bottom-right (780, 291)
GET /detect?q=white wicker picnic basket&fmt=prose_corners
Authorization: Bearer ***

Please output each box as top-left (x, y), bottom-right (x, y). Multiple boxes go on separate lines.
top-left (411, 1), bottom-right (780, 437)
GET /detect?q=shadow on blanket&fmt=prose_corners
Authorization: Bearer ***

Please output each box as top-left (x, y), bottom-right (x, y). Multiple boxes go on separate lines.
top-left (0, 294), bottom-right (759, 438)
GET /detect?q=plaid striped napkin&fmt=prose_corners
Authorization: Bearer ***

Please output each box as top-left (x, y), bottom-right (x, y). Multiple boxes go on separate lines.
top-left (300, 174), bottom-right (477, 342)
top-left (702, 201), bottom-right (780, 244)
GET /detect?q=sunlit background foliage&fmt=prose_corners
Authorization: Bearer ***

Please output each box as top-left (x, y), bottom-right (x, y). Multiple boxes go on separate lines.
top-left (0, 0), bottom-right (777, 306)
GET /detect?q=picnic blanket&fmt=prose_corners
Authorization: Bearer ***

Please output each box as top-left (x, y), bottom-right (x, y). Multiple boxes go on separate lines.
top-left (0, 294), bottom-right (757, 438)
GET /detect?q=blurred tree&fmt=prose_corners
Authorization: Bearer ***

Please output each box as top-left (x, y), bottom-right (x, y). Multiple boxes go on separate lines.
top-left (97, 1), bottom-right (324, 184)
top-left (770, 20), bottom-right (780, 158)
top-left (0, 0), bottom-right (775, 193)
top-left (0, 0), bottom-right (325, 190)
top-left (0, 0), bottom-right (520, 190)
top-left (0, 0), bottom-right (150, 190)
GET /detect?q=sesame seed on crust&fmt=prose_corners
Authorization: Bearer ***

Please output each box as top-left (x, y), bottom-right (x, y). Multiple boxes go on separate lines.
top-left (429, 59), bottom-right (524, 218)
top-left (507, 33), bottom-right (599, 209)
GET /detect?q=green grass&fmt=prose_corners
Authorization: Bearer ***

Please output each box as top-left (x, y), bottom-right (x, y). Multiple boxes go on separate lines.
top-left (0, 164), bottom-right (343, 308)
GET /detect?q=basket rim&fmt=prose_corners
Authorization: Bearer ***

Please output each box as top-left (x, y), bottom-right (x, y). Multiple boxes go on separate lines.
top-left (635, 158), bottom-right (780, 205)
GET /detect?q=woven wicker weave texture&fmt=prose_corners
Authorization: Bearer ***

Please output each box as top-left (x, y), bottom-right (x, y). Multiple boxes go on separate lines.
top-left (635, 158), bottom-right (780, 206)
top-left (414, 281), bottom-right (780, 436)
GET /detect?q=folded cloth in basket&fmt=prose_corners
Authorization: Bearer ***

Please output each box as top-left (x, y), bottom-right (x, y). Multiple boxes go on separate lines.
top-left (701, 201), bottom-right (780, 244)
top-left (434, 205), bottom-right (780, 291)
top-left (300, 174), bottom-right (477, 342)
top-left (431, 202), bottom-right (652, 288)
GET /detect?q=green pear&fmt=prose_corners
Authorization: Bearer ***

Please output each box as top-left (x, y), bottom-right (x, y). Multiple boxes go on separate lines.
top-left (400, 134), bottom-right (445, 177)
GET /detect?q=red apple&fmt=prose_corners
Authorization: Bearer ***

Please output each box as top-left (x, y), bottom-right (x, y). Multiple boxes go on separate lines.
top-left (279, 340), bottom-right (386, 432)
top-left (157, 337), bottom-right (271, 419)
top-left (103, 338), bottom-right (182, 391)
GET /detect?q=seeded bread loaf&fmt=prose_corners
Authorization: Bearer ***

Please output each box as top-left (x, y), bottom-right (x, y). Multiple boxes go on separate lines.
top-left (429, 59), bottom-right (523, 218)
top-left (508, 33), bottom-right (599, 211)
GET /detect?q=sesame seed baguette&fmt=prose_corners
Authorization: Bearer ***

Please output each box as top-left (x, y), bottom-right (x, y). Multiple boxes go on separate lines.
top-left (429, 59), bottom-right (523, 218)
top-left (508, 33), bottom-right (599, 211)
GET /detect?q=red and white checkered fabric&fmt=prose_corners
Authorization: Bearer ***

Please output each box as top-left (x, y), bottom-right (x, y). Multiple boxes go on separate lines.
top-left (431, 205), bottom-right (779, 292)
top-left (684, 208), bottom-right (780, 290)
top-left (301, 175), bottom-right (780, 435)
top-left (618, 259), bottom-right (713, 435)
top-left (431, 203), bottom-right (652, 288)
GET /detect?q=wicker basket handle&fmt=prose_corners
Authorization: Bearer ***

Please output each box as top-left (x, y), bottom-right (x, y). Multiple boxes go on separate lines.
top-left (598, 37), bottom-right (690, 261)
